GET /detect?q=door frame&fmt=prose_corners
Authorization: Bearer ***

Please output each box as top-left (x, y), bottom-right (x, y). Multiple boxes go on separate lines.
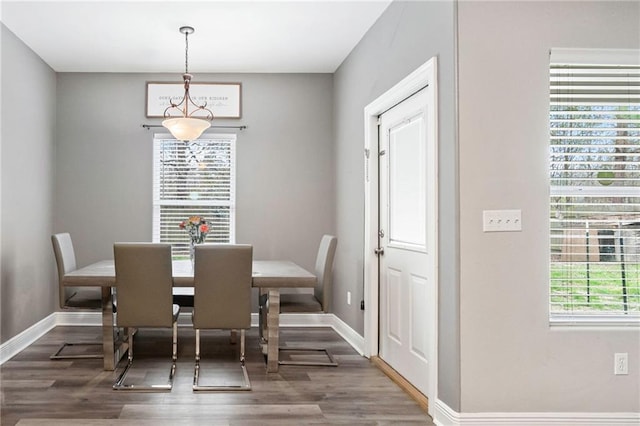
top-left (363, 57), bottom-right (438, 398)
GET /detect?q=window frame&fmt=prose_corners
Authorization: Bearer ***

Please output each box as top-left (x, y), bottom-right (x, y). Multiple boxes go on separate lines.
top-left (548, 48), bottom-right (640, 326)
top-left (152, 133), bottom-right (237, 258)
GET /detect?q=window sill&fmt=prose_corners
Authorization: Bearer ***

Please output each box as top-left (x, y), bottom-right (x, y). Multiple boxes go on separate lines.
top-left (550, 315), bottom-right (640, 328)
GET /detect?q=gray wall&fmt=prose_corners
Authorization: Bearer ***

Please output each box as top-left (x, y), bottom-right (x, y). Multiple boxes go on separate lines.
top-left (4, 0), bottom-right (638, 416)
top-left (332, 1), bottom-right (459, 410)
top-left (458, 1), bottom-right (640, 412)
top-left (1, 24), bottom-right (57, 343)
top-left (54, 72), bottom-right (335, 307)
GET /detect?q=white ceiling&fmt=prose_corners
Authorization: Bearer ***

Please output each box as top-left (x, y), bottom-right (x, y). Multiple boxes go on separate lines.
top-left (0, 0), bottom-right (392, 73)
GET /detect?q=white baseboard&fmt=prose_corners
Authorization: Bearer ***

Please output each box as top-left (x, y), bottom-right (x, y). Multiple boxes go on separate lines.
top-left (176, 312), bottom-right (336, 328)
top-left (0, 311), bottom-right (360, 363)
top-left (277, 312), bottom-right (331, 327)
top-left (0, 313), bottom-right (57, 364)
top-left (327, 313), bottom-right (365, 355)
top-left (55, 311), bottom-right (104, 326)
top-left (433, 399), bottom-right (640, 426)
top-left (275, 312), bottom-right (365, 355)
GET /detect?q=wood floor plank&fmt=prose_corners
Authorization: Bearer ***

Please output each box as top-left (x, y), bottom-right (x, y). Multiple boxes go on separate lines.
top-left (16, 420), bottom-right (229, 426)
top-left (0, 380), bottom-right (55, 389)
top-left (1, 326), bottom-right (434, 425)
top-left (120, 403), bottom-right (324, 419)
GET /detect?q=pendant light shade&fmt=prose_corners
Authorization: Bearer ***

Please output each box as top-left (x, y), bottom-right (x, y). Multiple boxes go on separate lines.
top-left (162, 26), bottom-right (213, 142)
top-left (162, 117), bottom-right (211, 142)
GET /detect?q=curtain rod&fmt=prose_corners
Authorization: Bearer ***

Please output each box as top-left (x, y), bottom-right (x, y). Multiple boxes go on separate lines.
top-left (141, 124), bottom-right (247, 130)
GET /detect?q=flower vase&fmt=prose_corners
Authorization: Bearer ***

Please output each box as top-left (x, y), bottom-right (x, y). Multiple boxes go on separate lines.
top-left (189, 240), bottom-right (196, 270)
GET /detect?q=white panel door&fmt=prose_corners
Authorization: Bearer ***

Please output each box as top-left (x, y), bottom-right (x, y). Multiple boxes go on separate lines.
top-left (378, 86), bottom-right (436, 398)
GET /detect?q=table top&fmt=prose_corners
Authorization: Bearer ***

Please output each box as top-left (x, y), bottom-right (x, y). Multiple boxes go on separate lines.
top-left (63, 259), bottom-right (316, 289)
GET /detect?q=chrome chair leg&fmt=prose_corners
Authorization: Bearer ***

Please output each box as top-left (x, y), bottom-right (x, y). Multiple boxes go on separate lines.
top-left (193, 329), bottom-right (251, 391)
top-left (52, 299), bottom-right (105, 361)
top-left (193, 329), bottom-right (201, 388)
top-left (172, 321), bottom-right (178, 362)
top-left (50, 342), bottom-right (103, 360)
top-left (113, 322), bottom-right (176, 392)
top-left (278, 347), bottom-right (338, 367)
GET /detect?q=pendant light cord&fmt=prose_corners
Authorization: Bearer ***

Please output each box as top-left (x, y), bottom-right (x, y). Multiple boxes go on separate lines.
top-left (184, 30), bottom-right (189, 74)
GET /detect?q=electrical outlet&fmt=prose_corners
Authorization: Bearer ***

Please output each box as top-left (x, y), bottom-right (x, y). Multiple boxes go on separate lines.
top-left (614, 353), bottom-right (628, 375)
top-left (347, 291), bottom-right (351, 305)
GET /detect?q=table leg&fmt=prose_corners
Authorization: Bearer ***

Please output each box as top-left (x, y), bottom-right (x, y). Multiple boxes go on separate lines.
top-left (258, 288), bottom-right (268, 343)
top-left (266, 289), bottom-right (280, 373)
top-left (102, 287), bottom-right (129, 371)
top-left (101, 287), bottom-right (115, 370)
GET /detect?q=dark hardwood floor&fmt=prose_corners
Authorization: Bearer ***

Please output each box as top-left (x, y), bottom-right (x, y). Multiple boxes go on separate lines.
top-left (1, 325), bottom-right (434, 425)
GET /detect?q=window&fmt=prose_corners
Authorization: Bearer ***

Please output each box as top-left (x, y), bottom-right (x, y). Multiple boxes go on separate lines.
top-left (152, 134), bottom-right (236, 258)
top-left (549, 49), bottom-right (640, 324)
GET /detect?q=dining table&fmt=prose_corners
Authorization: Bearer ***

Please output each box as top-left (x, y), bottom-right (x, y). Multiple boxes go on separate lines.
top-left (62, 259), bottom-right (317, 373)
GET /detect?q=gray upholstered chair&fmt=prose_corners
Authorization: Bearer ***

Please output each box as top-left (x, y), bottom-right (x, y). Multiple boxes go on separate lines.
top-left (50, 233), bottom-right (103, 359)
top-left (262, 234), bottom-right (338, 367)
top-left (192, 244), bottom-right (252, 391)
top-left (112, 243), bottom-right (180, 391)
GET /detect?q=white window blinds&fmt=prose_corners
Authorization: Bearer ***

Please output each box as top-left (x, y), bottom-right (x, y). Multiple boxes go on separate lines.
top-left (152, 134), bottom-right (236, 258)
top-left (549, 49), bottom-right (640, 323)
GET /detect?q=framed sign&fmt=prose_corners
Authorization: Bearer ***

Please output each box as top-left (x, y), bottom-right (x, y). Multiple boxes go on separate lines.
top-left (146, 82), bottom-right (242, 119)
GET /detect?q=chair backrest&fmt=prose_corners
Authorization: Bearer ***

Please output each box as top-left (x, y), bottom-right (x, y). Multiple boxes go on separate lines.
top-left (314, 235), bottom-right (337, 312)
top-left (193, 244), bottom-right (252, 330)
top-left (52, 233), bottom-right (78, 308)
top-left (114, 243), bottom-right (174, 328)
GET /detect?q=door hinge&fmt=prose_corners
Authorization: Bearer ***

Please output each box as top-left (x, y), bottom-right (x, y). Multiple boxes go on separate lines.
top-left (379, 150), bottom-right (386, 156)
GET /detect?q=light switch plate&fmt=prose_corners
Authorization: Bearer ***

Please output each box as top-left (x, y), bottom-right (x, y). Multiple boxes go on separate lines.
top-left (483, 209), bottom-right (522, 232)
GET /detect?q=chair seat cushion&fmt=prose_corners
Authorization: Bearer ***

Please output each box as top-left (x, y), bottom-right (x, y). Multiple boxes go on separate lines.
top-left (280, 293), bottom-right (322, 313)
top-left (64, 287), bottom-right (102, 309)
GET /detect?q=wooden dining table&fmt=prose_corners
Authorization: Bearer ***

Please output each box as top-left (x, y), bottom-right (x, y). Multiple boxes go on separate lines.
top-left (62, 259), bottom-right (316, 373)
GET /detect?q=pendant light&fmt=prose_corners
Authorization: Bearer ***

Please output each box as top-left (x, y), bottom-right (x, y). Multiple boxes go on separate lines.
top-left (162, 26), bottom-right (213, 142)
